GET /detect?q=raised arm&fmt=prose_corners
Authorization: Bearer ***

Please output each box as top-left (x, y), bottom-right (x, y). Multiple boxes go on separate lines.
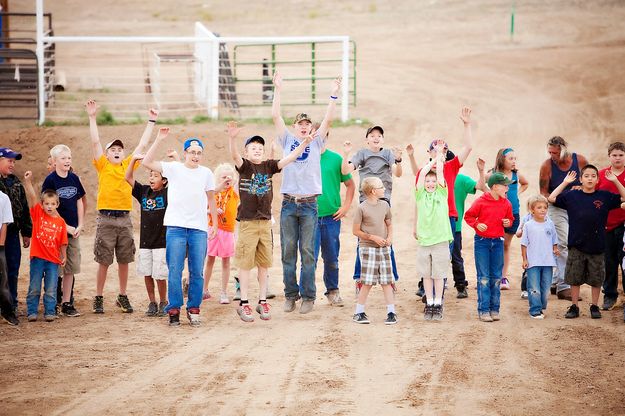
top-left (133, 108), bottom-right (159, 155)
top-left (86, 100), bottom-right (104, 160)
top-left (539, 160), bottom-right (551, 197)
top-left (605, 170), bottom-right (625, 200)
top-left (314, 76), bottom-right (342, 140)
top-left (434, 141), bottom-right (446, 186)
top-left (271, 71), bottom-right (288, 137)
top-left (457, 107), bottom-right (473, 165)
top-left (226, 121), bottom-right (244, 168)
top-left (476, 158), bottom-right (488, 192)
top-left (22, 171), bottom-right (37, 208)
top-left (142, 127), bottom-right (169, 173)
top-left (341, 140), bottom-right (355, 174)
top-left (392, 146), bottom-right (403, 178)
top-left (406, 143), bottom-right (418, 176)
top-left (548, 171), bottom-right (576, 203)
top-left (416, 159), bottom-right (434, 189)
top-left (125, 153), bottom-right (144, 187)
top-left (277, 135), bottom-right (313, 169)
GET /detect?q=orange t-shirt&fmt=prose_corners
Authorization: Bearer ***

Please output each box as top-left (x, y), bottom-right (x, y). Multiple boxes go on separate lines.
top-left (209, 187), bottom-right (239, 233)
top-left (30, 204), bottom-right (68, 264)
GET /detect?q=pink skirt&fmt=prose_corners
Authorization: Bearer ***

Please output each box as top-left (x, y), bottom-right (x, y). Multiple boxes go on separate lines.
top-left (207, 229), bottom-right (235, 258)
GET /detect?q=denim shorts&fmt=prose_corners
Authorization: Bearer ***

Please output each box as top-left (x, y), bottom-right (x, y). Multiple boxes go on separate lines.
top-left (504, 213), bottom-right (520, 235)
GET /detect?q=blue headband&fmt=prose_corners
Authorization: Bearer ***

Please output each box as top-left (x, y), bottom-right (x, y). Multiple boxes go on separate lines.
top-left (502, 148), bottom-right (514, 156)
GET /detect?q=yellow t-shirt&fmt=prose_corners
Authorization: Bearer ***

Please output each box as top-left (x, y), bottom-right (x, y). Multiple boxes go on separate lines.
top-left (93, 154), bottom-right (137, 211)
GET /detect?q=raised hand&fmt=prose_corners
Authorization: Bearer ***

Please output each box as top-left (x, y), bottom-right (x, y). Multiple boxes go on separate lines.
top-left (405, 143), bottom-right (414, 156)
top-left (563, 171), bottom-right (577, 184)
top-left (85, 100), bottom-right (97, 118)
top-left (343, 140), bottom-right (353, 155)
top-left (605, 169), bottom-right (618, 182)
top-left (23, 171), bottom-right (33, 182)
top-left (132, 153), bottom-right (145, 161)
top-left (156, 126), bottom-right (170, 140)
top-left (460, 106), bottom-right (472, 125)
top-left (434, 139), bottom-right (446, 154)
top-left (166, 149), bottom-right (179, 160)
top-left (272, 71), bottom-right (283, 89)
top-left (392, 146), bottom-right (403, 160)
top-left (301, 134), bottom-right (314, 146)
top-left (477, 157), bottom-right (485, 171)
top-left (330, 76), bottom-right (342, 97)
top-left (148, 108), bottom-right (159, 120)
top-left (226, 120), bottom-right (242, 138)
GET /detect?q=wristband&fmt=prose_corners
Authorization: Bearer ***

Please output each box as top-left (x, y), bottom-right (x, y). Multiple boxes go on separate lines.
top-left (330, 95), bottom-right (338, 100)
top-left (148, 119), bottom-right (157, 123)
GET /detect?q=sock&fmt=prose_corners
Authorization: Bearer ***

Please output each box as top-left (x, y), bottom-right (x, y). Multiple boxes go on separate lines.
top-left (240, 299), bottom-right (249, 306)
top-left (355, 303), bottom-right (365, 314)
top-left (387, 304), bottom-right (395, 314)
top-left (434, 297), bottom-right (442, 306)
top-left (258, 299), bottom-right (266, 304)
top-left (427, 299), bottom-right (434, 306)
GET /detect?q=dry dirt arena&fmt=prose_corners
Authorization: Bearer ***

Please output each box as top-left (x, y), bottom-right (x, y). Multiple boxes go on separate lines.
top-left (2, 1), bottom-right (625, 415)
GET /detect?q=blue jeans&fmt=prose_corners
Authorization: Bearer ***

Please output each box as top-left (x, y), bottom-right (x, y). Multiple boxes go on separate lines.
top-left (5, 227), bottom-right (21, 309)
top-left (474, 236), bottom-right (504, 314)
top-left (165, 226), bottom-right (207, 311)
top-left (27, 257), bottom-right (58, 316)
top-left (314, 216), bottom-right (341, 295)
top-left (281, 199), bottom-right (317, 301)
top-left (526, 266), bottom-right (552, 316)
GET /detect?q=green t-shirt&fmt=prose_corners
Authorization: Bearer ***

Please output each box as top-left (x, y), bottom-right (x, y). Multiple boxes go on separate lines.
top-left (317, 149), bottom-right (352, 217)
top-left (454, 173), bottom-right (477, 232)
top-left (415, 186), bottom-right (453, 246)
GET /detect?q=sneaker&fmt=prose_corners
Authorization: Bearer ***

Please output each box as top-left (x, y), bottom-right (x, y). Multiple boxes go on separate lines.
top-left (27, 314), bottom-right (37, 322)
top-left (416, 286), bottom-right (425, 298)
top-left (500, 277), bottom-right (510, 290)
top-left (55, 303), bottom-right (61, 317)
top-left (237, 304), bottom-right (254, 322)
top-left (145, 301), bottom-right (158, 317)
top-left (44, 314), bottom-right (56, 322)
top-left (169, 309), bottom-right (181, 326)
top-left (456, 287), bottom-right (468, 299)
top-left (300, 300), bottom-right (314, 314)
top-left (187, 307), bottom-right (201, 327)
top-left (93, 295), bottom-right (104, 314)
top-left (233, 277), bottom-right (241, 301)
top-left (61, 302), bottom-right (81, 317)
top-left (564, 304), bottom-right (580, 319)
top-left (352, 312), bottom-right (370, 324)
top-left (432, 304), bottom-right (443, 321)
top-left (424, 305), bottom-right (433, 321)
top-left (521, 291), bottom-right (529, 299)
top-left (385, 312), bottom-right (398, 325)
top-left (158, 301), bottom-right (168, 317)
top-left (602, 297), bottom-right (617, 311)
top-left (326, 290), bottom-right (344, 307)
top-left (255, 302), bottom-right (271, 320)
top-left (531, 313), bottom-right (544, 319)
top-left (219, 292), bottom-right (230, 304)
top-left (490, 312), bottom-right (500, 321)
top-left (202, 290), bottom-right (211, 301)
top-left (590, 304), bottom-right (602, 319)
top-left (116, 294), bottom-right (134, 313)
top-left (1, 311), bottom-right (19, 326)
top-left (550, 284), bottom-right (557, 295)
top-left (479, 313), bottom-right (493, 322)
top-left (284, 298), bottom-right (297, 313)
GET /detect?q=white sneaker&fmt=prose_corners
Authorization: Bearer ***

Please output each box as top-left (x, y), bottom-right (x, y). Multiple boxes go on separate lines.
top-left (219, 292), bottom-right (230, 304)
top-left (531, 313), bottom-right (544, 319)
top-left (520, 291), bottom-right (528, 299)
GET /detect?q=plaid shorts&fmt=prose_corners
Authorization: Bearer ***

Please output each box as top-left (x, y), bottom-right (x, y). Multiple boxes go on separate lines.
top-left (358, 246), bottom-right (393, 285)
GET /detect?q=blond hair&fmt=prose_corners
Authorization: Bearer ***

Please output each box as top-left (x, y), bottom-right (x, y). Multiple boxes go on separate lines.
top-left (50, 144), bottom-right (71, 159)
top-left (361, 177), bottom-right (382, 195)
top-left (527, 194), bottom-right (548, 211)
top-left (214, 163), bottom-right (236, 178)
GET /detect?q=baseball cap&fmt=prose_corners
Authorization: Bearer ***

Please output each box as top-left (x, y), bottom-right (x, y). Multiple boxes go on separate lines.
top-left (0, 147), bottom-right (22, 160)
top-left (488, 172), bottom-right (515, 187)
top-left (183, 138), bottom-right (204, 151)
top-left (428, 140), bottom-right (449, 151)
top-left (245, 135), bottom-right (265, 147)
top-left (294, 113), bottom-right (312, 124)
top-left (366, 125), bottom-right (384, 137)
top-left (105, 139), bottom-right (124, 151)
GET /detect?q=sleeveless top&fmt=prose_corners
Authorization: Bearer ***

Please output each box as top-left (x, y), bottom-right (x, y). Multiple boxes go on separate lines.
top-left (548, 153), bottom-right (581, 193)
top-left (507, 171), bottom-right (519, 214)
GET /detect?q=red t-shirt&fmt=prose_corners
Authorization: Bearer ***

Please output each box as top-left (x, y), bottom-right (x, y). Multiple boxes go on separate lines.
top-left (597, 167), bottom-right (625, 231)
top-left (416, 156), bottom-right (462, 218)
top-left (464, 193), bottom-right (514, 238)
top-left (30, 204), bottom-right (68, 264)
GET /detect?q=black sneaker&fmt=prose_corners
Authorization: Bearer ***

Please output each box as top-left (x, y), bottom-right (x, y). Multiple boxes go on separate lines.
top-left (550, 284), bottom-right (557, 295)
top-left (456, 287), bottom-right (468, 299)
top-left (384, 312), bottom-right (397, 325)
top-left (145, 301), bottom-right (158, 317)
top-left (432, 304), bottom-right (443, 321)
top-left (416, 286), bottom-right (425, 297)
top-left (602, 297), bottom-right (617, 311)
top-left (424, 304), bottom-right (433, 321)
top-left (352, 312), bottom-right (370, 324)
top-left (565, 304), bottom-right (580, 319)
top-left (93, 296), bottom-right (104, 314)
top-left (116, 294), bottom-right (134, 313)
top-left (590, 304), bottom-right (602, 319)
top-left (157, 301), bottom-right (168, 317)
top-left (169, 310), bottom-right (181, 326)
top-left (55, 303), bottom-right (61, 317)
top-left (1, 311), bottom-right (19, 326)
top-left (61, 302), bottom-right (81, 317)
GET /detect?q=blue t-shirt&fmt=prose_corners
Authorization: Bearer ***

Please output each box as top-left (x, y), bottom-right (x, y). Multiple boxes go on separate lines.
top-left (554, 189), bottom-right (622, 254)
top-left (520, 219), bottom-right (558, 267)
top-left (41, 171), bottom-right (86, 228)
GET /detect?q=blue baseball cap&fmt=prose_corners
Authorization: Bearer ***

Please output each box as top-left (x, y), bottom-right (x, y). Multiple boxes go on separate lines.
top-left (183, 138), bottom-right (204, 151)
top-left (0, 147), bottom-right (22, 160)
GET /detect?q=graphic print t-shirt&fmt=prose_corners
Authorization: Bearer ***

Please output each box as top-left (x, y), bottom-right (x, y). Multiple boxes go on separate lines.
top-left (42, 171), bottom-right (86, 228)
top-left (30, 204), bottom-right (68, 264)
top-left (236, 158), bottom-right (281, 221)
top-left (132, 182), bottom-right (167, 249)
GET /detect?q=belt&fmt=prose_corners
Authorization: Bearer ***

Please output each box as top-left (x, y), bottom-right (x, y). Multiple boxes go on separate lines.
top-left (99, 209), bottom-right (130, 217)
top-left (283, 194), bottom-right (317, 203)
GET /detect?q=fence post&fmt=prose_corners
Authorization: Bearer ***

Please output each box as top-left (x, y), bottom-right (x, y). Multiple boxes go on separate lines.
top-left (210, 38), bottom-right (219, 119)
top-left (36, 0), bottom-right (45, 125)
top-left (341, 37), bottom-right (349, 122)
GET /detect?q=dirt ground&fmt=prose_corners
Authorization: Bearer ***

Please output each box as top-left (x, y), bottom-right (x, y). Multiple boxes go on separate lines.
top-left (2, 1), bottom-right (625, 415)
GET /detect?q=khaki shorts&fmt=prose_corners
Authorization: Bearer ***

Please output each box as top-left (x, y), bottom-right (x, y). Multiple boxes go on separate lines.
top-left (59, 235), bottom-right (81, 275)
top-left (94, 214), bottom-right (135, 266)
top-left (137, 248), bottom-right (168, 280)
top-left (416, 241), bottom-right (450, 280)
top-left (234, 220), bottom-right (272, 270)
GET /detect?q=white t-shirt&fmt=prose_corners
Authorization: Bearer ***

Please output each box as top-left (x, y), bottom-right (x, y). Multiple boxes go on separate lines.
top-left (161, 162), bottom-right (215, 232)
top-left (0, 191), bottom-right (13, 225)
